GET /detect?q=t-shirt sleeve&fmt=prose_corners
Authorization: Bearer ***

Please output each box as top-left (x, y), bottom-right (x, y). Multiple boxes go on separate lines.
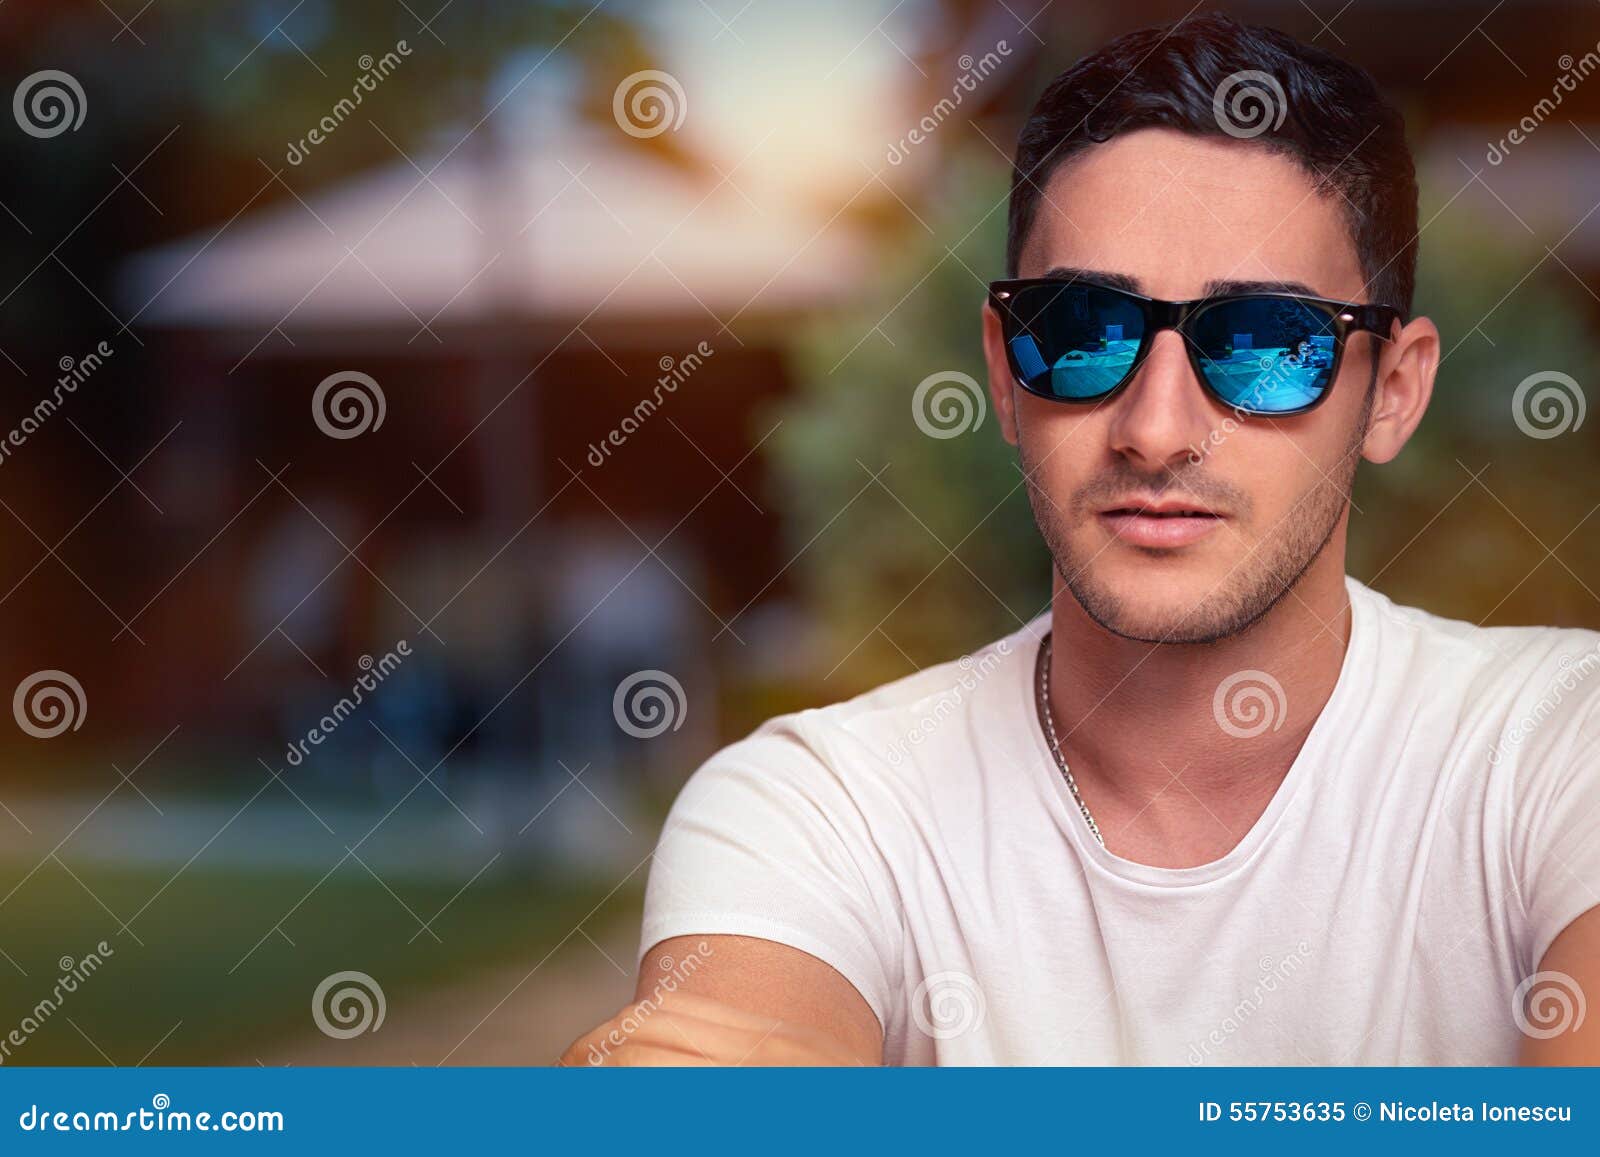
top-left (638, 715), bottom-right (900, 1027)
top-left (1510, 649), bottom-right (1600, 969)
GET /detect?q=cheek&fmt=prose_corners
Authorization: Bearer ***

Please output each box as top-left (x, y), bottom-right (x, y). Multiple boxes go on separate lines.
top-left (1220, 425), bottom-right (1347, 526)
top-left (1016, 404), bottom-right (1102, 488)
top-left (1016, 390), bottom-right (1109, 448)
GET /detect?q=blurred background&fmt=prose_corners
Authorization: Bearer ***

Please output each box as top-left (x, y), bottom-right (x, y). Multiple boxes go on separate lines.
top-left (0, 0), bottom-right (1596, 1065)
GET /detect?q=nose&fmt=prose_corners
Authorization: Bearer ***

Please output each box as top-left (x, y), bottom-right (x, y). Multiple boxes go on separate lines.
top-left (1105, 330), bottom-right (1218, 472)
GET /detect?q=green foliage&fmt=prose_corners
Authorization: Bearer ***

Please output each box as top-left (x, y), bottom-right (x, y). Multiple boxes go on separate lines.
top-left (1349, 193), bottom-right (1600, 627)
top-left (0, 854), bottom-right (629, 1064)
top-left (765, 153), bottom-right (1049, 690)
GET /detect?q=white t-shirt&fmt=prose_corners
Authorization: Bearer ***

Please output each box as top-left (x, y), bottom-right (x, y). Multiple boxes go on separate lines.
top-left (640, 578), bottom-right (1600, 1064)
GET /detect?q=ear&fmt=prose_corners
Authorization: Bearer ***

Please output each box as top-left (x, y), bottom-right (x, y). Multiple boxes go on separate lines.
top-left (981, 299), bottom-right (1020, 447)
top-left (1362, 314), bottom-right (1439, 465)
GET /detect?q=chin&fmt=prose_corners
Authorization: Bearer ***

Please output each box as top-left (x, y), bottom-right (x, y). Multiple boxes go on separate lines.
top-left (1092, 601), bottom-right (1231, 645)
top-left (1065, 558), bottom-right (1265, 645)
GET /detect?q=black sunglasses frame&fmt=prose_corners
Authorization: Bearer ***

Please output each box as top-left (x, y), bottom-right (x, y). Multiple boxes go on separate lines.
top-left (988, 278), bottom-right (1401, 417)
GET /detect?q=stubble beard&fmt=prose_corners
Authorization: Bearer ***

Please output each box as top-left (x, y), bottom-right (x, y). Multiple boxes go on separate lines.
top-left (1020, 389), bottom-right (1371, 646)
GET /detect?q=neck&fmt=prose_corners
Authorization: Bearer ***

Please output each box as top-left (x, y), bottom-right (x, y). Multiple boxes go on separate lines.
top-left (1045, 549), bottom-right (1352, 861)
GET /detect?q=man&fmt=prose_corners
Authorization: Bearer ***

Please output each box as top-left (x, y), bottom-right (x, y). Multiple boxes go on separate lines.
top-left (564, 13), bottom-right (1599, 1066)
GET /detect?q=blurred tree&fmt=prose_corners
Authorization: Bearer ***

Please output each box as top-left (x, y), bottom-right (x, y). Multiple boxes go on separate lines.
top-left (765, 150), bottom-right (1049, 690)
top-left (1350, 196), bottom-right (1600, 628)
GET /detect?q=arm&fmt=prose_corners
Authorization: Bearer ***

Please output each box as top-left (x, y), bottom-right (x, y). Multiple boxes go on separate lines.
top-left (569, 717), bottom-right (899, 1066)
top-left (1519, 906), bottom-right (1600, 1065)
top-left (560, 934), bottom-right (883, 1066)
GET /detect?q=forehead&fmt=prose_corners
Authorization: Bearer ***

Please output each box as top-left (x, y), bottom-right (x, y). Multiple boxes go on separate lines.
top-left (1019, 127), bottom-right (1366, 302)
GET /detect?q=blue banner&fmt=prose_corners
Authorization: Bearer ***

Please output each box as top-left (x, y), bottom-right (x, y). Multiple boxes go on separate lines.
top-left (0, 1067), bottom-right (1594, 1152)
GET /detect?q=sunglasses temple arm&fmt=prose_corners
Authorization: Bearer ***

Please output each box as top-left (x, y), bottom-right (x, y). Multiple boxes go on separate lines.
top-left (1357, 306), bottom-right (1401, 340)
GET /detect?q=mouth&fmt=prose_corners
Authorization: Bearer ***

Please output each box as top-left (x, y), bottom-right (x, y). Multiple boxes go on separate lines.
top-left (1096, 496), bottom-right (1224, 548)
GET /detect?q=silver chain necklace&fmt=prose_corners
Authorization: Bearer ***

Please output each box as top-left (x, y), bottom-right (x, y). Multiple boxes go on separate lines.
top-left (1035, 633), bottom-right (1105, 847)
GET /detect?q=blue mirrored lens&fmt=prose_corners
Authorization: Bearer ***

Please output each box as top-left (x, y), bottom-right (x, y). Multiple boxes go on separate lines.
top-left (1190, 298), bottom-right (1338, 412)
top-left (1009, 284), bottom-right (1145, 399)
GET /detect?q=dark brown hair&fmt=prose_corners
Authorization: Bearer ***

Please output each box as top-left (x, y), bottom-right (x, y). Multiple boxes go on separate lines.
top-left (1006, 13), bottom-right (1418, 319)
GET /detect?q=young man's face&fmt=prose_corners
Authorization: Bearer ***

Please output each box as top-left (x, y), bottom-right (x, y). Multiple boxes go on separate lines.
top-left (984, 127), bottom-right (1382, 644)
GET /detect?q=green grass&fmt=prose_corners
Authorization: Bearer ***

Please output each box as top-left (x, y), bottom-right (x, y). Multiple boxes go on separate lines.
top-left (0, 857), bottom-right (638, 1065)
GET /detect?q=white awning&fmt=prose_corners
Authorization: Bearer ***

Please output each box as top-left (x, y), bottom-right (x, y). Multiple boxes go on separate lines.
top-left (118, 117), bottom-right (869, 333)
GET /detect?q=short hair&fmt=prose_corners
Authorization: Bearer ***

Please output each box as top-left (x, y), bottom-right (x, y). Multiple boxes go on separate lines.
top-left (1005, 13), bottom-right (1418, 320)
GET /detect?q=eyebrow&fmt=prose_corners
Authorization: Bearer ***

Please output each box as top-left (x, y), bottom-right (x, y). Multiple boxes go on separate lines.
top-left (1039, 266), bottom-right (1323, 300)
top-left (1040, 266), bottom-right (1141, 293)
top-left (1202, 276), bottom-right (1322, 298)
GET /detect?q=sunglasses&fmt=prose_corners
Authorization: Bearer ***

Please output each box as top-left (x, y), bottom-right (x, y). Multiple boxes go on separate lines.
top-left (988, 278), bottom-right (1400, 416)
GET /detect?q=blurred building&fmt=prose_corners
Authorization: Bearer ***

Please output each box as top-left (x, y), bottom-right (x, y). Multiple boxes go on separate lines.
top-left (110, 91), bottom-right (872, 769)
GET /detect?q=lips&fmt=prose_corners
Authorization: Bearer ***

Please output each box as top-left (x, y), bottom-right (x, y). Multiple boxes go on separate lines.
top-left (1097, 496), bottom-right (1224, 548)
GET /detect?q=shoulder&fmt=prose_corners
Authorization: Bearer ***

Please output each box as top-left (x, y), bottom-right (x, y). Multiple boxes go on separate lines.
top-left (1359, 586), bottom-right (1600, 970)
top-left (1351, 577), bottom-right (1600, 734)
top-left (787, 619), bottom-right (1037, 779)
top-left (677, 619), bottom-right (1041, 809)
